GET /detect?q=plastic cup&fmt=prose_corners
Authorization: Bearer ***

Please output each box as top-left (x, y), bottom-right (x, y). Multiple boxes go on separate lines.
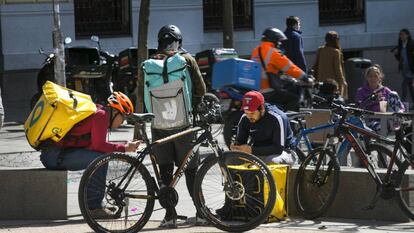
top-left (379, 100), bottom-right (387, 112)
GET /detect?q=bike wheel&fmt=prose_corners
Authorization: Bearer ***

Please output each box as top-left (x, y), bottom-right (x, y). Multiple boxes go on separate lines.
top-left (294, 147), bottom-right (340, 219)
top-left (79, 153), bottom-right (155, 233)
top-left (395, 159), bottom-right (414, 220)
top-left (194, 151), bottom-right (276, 232)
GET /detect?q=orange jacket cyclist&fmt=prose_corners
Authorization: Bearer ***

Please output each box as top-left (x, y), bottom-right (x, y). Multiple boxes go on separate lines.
top-left (251, 27), bottom-right (310, 111)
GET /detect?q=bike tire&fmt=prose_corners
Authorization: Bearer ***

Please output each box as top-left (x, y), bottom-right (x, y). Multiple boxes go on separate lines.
top-left (294, 147), bottom-right (340, 219)
top-left (395, 159), bottom-right (414, 220)
top-left (79, 153), bottom-right (156, 233)
top-left (203, 92), bottom-right (222, 125)
top-left (204, 92), bottom-right (220, 105)
top-left (194, 151), bottom-right (276, 232)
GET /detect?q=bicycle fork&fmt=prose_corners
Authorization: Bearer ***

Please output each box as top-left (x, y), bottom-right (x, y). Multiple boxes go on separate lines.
top-left (312, 135), bottom-right (336, 186)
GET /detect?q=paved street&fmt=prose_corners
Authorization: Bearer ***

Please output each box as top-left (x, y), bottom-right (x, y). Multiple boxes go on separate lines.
top-left (1, 122), bottom-right (414, 232)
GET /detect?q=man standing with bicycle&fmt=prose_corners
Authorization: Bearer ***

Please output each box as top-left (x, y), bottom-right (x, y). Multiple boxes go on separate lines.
top-left (231, 91), bottom-right (296, 164)
top-left (143, 25), bottom-right (206, 228)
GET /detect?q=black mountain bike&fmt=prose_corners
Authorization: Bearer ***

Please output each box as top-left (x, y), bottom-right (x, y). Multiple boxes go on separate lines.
top-left (294, 102), bottom-right (414, 219)
top-left (78, 98), bottom-right (276, 232)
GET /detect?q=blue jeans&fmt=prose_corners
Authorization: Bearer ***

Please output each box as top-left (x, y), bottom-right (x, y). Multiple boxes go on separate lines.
top-left (401, 66), bottom-right (414, 104)
top-left (40, 146), bottom-right (107, 209)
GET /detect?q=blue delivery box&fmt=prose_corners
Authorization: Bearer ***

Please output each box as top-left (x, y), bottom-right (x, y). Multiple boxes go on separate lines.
top-left (212, 58), bottom-right (261, 91)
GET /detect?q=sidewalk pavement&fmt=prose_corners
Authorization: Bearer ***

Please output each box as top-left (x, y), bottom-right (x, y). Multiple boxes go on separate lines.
top-left (1, 121), bottom-right (414, 232)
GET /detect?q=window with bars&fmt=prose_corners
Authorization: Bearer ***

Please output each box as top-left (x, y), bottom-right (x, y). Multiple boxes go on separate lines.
top-left (203, 0), bottom-right (253, 31)
top-left (319, 0), bottom-right (365, 25)
top-left (1, 0), bottom-right (68, 3)
top-left (74, 0), bottom-right (131, 38)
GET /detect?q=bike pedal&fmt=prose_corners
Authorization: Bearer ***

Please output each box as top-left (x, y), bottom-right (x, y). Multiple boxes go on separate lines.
top-left (177, 215), bottom-right (188, 220)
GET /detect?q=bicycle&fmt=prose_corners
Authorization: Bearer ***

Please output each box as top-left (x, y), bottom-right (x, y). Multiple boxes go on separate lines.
top-left (289, 101), bottom-right (392, 168)
top-left (294, 102), bottom-right (413, 220)
top-left (78, 97), bottom-right (277, 232)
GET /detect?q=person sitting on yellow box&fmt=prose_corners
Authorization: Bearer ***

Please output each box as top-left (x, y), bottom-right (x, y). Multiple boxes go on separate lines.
top-left (230, 91), bottom-right (295, 165)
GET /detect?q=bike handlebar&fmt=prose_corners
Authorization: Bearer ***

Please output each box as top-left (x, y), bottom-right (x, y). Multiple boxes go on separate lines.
top-left (313, 95), bottom-right (375, 117)
top-left (193, 98), bottom-right (222, 127)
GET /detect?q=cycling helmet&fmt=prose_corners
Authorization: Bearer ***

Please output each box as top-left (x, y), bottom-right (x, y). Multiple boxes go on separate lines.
top-left (107, 92), bottom-right (134, 115)
top-left (158, 25), bottom-right (182, 44)
top-left (261, 27), bottom-right (287, 43)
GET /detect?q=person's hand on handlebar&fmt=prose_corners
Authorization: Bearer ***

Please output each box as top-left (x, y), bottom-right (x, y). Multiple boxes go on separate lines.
top-left (302, 74), bottom-right (315, 85)
top-left (125, 140), bottom-right (141, 152)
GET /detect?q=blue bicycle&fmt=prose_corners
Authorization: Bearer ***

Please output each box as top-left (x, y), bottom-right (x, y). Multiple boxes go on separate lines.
top-left (288, 102), bottom-right (393, 168)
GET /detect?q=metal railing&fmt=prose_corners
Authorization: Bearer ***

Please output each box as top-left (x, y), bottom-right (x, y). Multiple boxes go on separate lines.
top-left (203, 0), bottom-right (253, 31)
top-left (319, 0), bottom-right (365, 25)
top-left (74, 0), bottom-right (131, 37)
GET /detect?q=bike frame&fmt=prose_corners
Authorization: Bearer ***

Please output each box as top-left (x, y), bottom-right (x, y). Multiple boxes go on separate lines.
top-left (292, 114), bottom-right (372, 162)
top-left (113, 122), bottom-right (231, 199)
top-left (334, 117), bottom-right (411, 187)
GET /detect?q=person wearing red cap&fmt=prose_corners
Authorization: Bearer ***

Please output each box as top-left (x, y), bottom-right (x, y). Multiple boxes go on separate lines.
top-left (230, 91), bottom-right (295, 164)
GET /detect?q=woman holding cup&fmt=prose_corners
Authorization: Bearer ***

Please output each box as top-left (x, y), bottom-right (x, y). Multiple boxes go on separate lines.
top-left (356, 64), bottom-right (405, 132)
top-left (356, 64), bottom-right (405, 112)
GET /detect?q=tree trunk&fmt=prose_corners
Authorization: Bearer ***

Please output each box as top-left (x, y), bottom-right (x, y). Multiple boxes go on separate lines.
top-left (134, 0), bottom-right (150, 140)
top-left (223, 0), bottom-right (234, 48)
top-left (52, 0), bottom-right (66, 86)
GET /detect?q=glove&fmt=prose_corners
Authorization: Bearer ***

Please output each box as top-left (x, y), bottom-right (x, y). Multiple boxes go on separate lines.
top-left (300, 74), bottom-right (315, 85)
top-left (193, 96), bottom-right (203, 109)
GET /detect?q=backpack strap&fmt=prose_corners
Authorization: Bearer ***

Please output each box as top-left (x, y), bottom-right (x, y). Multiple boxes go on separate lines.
top-left (258, 47), bottom-right (268, 72)
top-left (258, 47), bottom-right (274, 85)
top-left (68, 90), bottom-right (78, 109)
top-left (258, 47), bottom-right (284, 90)
top-left (162, 56), bottom-right (169, 84)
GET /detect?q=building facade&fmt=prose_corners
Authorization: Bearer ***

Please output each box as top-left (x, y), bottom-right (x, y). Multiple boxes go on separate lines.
top-left (1, 0), bottom-right (413, 121)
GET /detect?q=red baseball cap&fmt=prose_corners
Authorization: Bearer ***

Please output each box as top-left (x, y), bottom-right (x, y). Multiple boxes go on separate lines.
top-left (241, 91), bottom-right (265, 111)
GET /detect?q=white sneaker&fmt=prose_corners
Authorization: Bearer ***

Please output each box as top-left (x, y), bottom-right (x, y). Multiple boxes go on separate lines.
top-left (195, 214), bottom-right (209, 226)
top-left (159, 217), bottom-right (177, 228)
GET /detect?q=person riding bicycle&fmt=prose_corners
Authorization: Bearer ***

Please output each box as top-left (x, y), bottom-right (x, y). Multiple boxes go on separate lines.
top-left (251, 27), bottom-right (312, 111)
top-left (230, 91), bottom-right (296, 164)
top-left (144, 24), bottom-right (206, 228)
top-left (39, 92), bottom-right (140, 219)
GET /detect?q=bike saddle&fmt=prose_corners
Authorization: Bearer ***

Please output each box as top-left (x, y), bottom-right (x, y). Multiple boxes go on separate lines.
top-left (126, 113), bottom-right (155, 124)
top-left (286, 111), bottom-right (312, 120)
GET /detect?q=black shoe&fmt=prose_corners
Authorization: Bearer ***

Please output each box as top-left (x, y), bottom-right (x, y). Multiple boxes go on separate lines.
top-left (216, 205), bottom-right (231, 220)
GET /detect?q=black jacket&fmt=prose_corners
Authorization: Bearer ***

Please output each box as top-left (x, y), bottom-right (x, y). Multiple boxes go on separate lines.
top-left (395, 39), bottom-right (414, 73)
top-left (236, 106), bottom-right (291, 156)
top-left (281, 28), bottom-right (307, 72)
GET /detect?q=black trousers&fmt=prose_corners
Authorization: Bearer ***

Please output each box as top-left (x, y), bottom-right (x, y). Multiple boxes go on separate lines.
top-left (264, 88), bottom-right (300, 111)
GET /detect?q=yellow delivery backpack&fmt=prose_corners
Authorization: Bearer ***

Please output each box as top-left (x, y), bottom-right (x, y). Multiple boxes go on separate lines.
top-left (24, 81), bottom-right (97, 150)
top-left (220, 163), bottom-right (289, 222)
